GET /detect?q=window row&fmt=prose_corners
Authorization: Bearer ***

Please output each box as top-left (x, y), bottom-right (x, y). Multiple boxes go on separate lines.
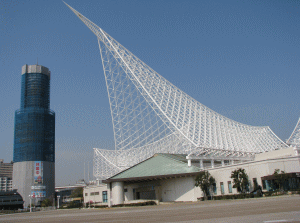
top-left (84, 191), bottom-right (108, 203)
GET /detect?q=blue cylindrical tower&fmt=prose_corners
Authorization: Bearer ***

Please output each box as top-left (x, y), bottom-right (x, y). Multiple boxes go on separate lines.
top-left (13, 65), bottom-right (55, 207)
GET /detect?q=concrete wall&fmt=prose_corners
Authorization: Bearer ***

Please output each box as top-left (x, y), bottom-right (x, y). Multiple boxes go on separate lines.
top-left (83, 184), bottom-right (108, 205)
top-left (160, 177), bottom-right (201, 202)
top-left (12, 161), bottom-right (55, 207)
top-left (255, 147), bottom-right (298, 161)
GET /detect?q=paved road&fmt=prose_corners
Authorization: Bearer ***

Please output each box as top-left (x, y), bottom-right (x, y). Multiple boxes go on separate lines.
top-left (1, 196), bottom-right (300, 223)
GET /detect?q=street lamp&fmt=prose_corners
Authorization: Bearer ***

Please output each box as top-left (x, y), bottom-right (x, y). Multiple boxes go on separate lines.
top-left (57, 195), bottom-right (60, 209)
top-left (28, 194), bottom-right (32, 212)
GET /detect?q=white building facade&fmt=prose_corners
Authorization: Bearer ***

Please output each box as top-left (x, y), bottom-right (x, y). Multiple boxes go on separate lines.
top-left (83, 184), bottom-right (108, 206)
top-left (96, 148), bottom-right (300, 206)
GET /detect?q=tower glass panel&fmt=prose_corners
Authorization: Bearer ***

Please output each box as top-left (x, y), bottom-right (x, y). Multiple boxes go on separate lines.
top-left (13, 65), bottom-right (55, 163)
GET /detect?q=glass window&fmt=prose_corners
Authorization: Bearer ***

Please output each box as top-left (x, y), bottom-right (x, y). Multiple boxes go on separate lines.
top-left (213, 183), bottom-right (217, 194)
top-left (228, 181), bottom-right (232, 193)
top-left (220, 182), bottom-right (224, 194)
top-left (262, 179), bottom-right (266, 190)
top-left (102, 191), bottom-right (108, 203)
top-left (95, 192), bottom-right (99, 195)
top-left (85, 193), bottom-right (88, 196)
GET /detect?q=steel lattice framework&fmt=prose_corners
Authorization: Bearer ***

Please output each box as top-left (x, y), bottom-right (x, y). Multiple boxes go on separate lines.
top-left (65, 3), bottom-right (288, 179)
top-left (287, 118), bottom-right (300, 148)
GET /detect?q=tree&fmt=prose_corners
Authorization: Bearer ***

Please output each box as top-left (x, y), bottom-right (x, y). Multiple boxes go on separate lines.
top-left (41, 198), bottom-right (52, 207)
top-left (195, 171), bottom-right (215, 199)
top-left (231, 168), bottom-right (249, 193)
top-left (70, 187), bottom-right (83, 198)
top-left (273, 169), bottom-right (288, 191)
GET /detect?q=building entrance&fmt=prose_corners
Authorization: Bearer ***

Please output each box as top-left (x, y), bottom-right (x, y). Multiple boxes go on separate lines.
top-left (134, 186), bottom-right (156, 200)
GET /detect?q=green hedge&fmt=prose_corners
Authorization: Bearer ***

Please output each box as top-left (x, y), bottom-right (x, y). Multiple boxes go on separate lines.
top-left (198, 189), bottom-right (300, 201)
top-left (198, 193), bottom-right (261, 201)
top-left (112, 201), bottom-right (157, 207)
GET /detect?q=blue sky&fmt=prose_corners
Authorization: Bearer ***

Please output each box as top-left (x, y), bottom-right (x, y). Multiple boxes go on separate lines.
top-left (1, 0), bottom-right (299, 186)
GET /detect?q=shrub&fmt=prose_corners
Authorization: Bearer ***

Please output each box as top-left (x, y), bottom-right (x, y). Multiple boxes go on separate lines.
top-left (112, 201), bottom-right (157, 207)
top-left (66, 201), bottom-right (83, 208)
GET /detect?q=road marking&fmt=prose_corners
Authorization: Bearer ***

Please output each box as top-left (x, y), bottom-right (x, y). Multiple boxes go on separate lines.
top-left (264, 220), bottom-right (294, 223)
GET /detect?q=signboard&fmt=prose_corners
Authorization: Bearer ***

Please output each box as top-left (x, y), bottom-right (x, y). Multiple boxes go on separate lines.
top-left (31, 190), bottom-right (46, 198)
top-left (31, 185), bottom-right (46, 190)
top-left (34, 161), bottom-right (43, 185)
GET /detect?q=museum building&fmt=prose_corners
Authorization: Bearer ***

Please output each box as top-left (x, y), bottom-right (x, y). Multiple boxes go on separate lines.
top-left (83, 147), bottom-right (300, 206)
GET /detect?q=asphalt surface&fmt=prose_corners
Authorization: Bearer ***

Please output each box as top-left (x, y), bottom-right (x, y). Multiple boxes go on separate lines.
top-left (1, 195), bottom-right (300, 223)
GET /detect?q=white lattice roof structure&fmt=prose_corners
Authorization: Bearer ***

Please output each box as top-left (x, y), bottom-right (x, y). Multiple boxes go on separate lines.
top-left (65, 3), bottom-right (289, 179)
top-left (287, 118), bottom-right (300, 148)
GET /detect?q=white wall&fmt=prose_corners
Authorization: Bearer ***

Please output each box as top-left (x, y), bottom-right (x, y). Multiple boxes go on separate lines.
top-left (83, 184), bottom-right (108, 205)
top-left (108, 156), bottom-right (300, 204)
top-left (210, 156), bottom-right (300, 194)
top-left (12, 161), bottom-right (55, 207)
top-left (160, 177), bottom-right (201, 202)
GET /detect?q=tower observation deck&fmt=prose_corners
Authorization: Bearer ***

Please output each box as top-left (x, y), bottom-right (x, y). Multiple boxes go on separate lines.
top-left (65, 3), bottom-right (289, 179)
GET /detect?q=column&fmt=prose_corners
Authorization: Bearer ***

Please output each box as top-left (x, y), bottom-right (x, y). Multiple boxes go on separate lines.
top-left (107, 183), bottom-right (111, 207)
top-left (221, 160), bottom-right (225, 167)
top-left (188, 159), bottom-right (191, 167)
top-left (112, 181), bottom-right (124, 205)
top-left (211, 159), bottom-right (214, 168)
top-left (200, 159), bottom-right (204, 169)
top-left (231, 160), bottom-right (234, 165)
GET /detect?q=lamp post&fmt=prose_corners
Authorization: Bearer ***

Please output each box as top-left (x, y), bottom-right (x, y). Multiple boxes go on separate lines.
top-left (93, 187), bottom-right (95, 208)
top-left (29, 194), bottom-right (33, 212)
top-left (89, 187), bottom-right (91, 209)
top-left (57, 195), bottom-right (60, 209)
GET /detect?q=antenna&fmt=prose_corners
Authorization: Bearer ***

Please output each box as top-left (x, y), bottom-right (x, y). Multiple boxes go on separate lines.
top-left (37, 57), bottom-right (38, 65)
top-left (88, 162), bottom-right (90, 184)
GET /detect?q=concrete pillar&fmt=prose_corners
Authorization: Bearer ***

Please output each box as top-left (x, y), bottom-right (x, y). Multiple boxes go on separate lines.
top-left (112, 181), bottom-right (124, 205)
top-left (221, 160), bottom-right (225, 167)
top-left (231, 160), bottom-right (234, 165)
top-left (107, 183), bottom-right (111, 207)
top-left (188, 159), bottom-right (191, 167)
top-left (200, 159), bottom-right (204, 169)
top-left (211, 159), bottom-right (214, 168)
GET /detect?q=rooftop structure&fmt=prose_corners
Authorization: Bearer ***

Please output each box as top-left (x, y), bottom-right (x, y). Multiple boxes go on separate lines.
top-left (65, 3), bottom-right (289, 179)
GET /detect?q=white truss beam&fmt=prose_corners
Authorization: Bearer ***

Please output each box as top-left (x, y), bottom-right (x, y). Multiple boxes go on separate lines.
top-left (287, 117), bottom-right (300, 148)
top-left (65, 3), bottom-right (289, 179)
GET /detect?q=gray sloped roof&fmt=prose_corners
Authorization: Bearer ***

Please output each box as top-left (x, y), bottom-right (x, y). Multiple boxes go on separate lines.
top-left (109, 153), bottom-right (200, 180)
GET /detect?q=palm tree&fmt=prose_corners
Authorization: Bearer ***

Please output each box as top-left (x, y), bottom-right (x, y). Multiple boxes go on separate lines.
top-left (231, 168), bottom-right (249, 193)
top-left (195, 171), bottom-right (216, 200)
